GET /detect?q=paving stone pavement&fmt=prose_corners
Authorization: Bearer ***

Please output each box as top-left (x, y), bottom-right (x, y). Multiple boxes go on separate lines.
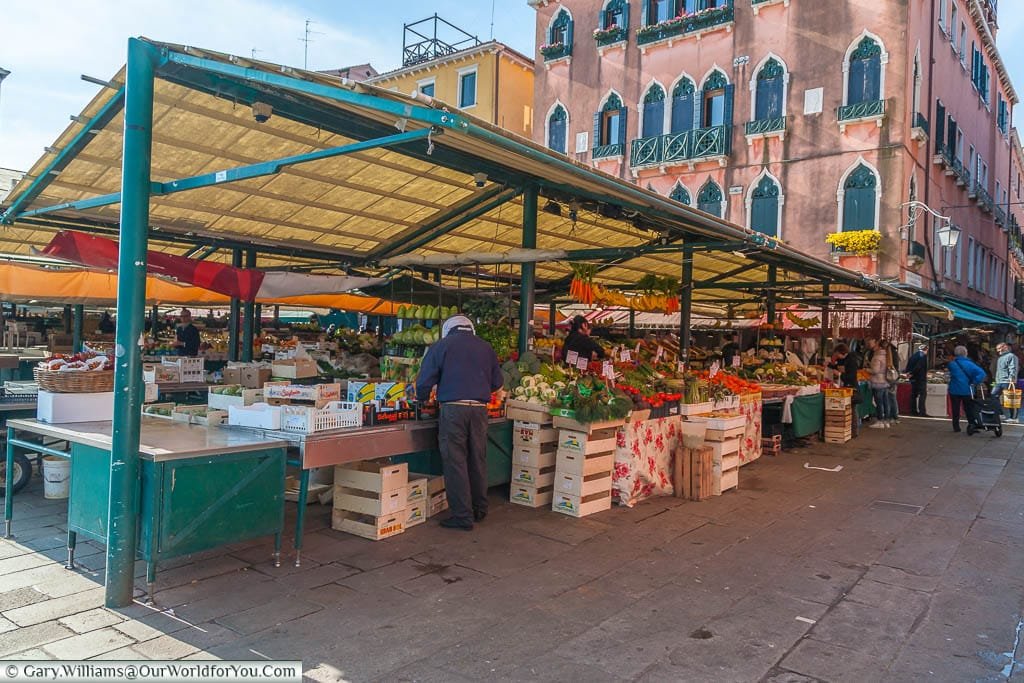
top-left (2, 417), bottom-right (1024, 681)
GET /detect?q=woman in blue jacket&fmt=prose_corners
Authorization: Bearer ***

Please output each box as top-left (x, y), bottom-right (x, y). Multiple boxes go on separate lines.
top-left (947, 345), bottom-right (988, 435)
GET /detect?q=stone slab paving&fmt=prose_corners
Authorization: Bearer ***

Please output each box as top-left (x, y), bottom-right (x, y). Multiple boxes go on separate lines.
top-left (1, 417), bottom-right (1023, 681)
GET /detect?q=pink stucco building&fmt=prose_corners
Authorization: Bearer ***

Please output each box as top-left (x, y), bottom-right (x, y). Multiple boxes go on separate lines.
top-left (529, 0), bottom-right (1022, 320)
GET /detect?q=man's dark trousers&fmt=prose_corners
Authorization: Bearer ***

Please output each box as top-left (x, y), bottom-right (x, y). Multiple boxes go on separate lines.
top-left (911, 380), bottom-right (928, 415)
top-left (438, 404), bottom-right (489, 523)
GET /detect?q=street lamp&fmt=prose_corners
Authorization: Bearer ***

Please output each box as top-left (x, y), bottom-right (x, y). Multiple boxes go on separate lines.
top-left (936, 221), bottom-right (962, 250)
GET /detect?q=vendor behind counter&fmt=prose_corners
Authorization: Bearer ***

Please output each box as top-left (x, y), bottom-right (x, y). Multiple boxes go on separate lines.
top-left (560, 315), bottom-right (606, 363)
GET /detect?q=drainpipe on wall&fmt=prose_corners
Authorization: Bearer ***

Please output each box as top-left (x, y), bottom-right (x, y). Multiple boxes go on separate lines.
top-left (923, 0), bottom-right (942, 294)
top-left (493, 47), bottom-right (502, 130)
top-left (1005, 106), bottom-right (1014, 316)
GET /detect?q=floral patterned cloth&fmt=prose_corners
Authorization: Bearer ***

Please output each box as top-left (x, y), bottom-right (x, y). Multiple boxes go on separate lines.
top-left (612, 416), bottom-right (682, 507)
top-left (739, 392), bottom-right (763, 465)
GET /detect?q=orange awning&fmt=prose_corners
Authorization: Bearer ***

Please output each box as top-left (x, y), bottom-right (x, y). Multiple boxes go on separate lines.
top-left (0, 262), bottom-right (396, 314)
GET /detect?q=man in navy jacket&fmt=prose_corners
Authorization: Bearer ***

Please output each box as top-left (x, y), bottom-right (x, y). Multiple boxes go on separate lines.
top-left (416, 316), bottom-right (504, 530)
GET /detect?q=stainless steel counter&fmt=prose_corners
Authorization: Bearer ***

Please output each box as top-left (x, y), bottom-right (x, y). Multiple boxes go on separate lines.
top-left (7, 418), bottom-right (287, 462)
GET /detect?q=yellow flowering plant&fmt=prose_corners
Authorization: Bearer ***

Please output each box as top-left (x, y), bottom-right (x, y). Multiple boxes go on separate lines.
top-left (825, 229), bottom-right (881, 256)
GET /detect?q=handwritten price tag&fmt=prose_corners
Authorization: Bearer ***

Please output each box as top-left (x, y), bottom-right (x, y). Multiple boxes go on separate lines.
top-left (634, 341), bottom-right (642, 354)
top-left (602, 361), bottom-right (614, 380)
top-left (620, 350), bottom-right (632, 362)
top-left (677, 361), bottom-right (686, 374)
top-left (576, 357), bottom-right (589, 371)
top-left (732, 355), bottom-right (741, 368)
top-left (566, 350), bottom-right (579, 366)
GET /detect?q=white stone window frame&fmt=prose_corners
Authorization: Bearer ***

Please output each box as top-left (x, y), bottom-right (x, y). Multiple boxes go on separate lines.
top-left (456, 64), bottom-right (479, 110)
top-left (747, 52), bottom-right (790, 142)
top-left (636, 78), bottom-right (670, 140)
top-left (834, 155), bottom-right (882, 235)
top-left (416, 77), bottom-right (436, 98)
top-left (745, 167), bottom-right (785, 240)
top-left (544, 99), bottom-right (570, 155)
top-left (840, 30), bottom-right (889, 130)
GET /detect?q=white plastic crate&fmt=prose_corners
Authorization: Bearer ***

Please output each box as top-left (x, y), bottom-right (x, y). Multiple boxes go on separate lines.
top-left (162, 356), bottom-right (204, 383)
top-left (281, 401), bottom-right (362, 433)
top-left (227, 402), bottom-right (283, 430)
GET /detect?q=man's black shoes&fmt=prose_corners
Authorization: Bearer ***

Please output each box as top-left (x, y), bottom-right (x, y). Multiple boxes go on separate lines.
top-left (439, 517), bottom-right (473, 531)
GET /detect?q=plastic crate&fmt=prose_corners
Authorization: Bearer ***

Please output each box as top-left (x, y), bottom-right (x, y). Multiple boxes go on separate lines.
top-left (281, 401), bottom-right (363, 433)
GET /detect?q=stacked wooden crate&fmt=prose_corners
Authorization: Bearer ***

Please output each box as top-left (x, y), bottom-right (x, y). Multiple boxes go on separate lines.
top-left (824, 390), bottom-right (853, 443)
top-left (674, 444), bottom-right (713, 501)
top-left (550, 415), bottom-right (621, 518)
top-left (507, 401), bottom-right (558, 508)
top-left (691, 413), bottom-right (744, 494)
top-left (332, 461), bottom-right (408, 540)
top-left (761, 434), bottom-right (782, 457)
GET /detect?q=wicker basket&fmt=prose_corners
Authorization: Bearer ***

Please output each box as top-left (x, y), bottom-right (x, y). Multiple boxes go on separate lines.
top-left (33, 368), bottom-right (115, 393)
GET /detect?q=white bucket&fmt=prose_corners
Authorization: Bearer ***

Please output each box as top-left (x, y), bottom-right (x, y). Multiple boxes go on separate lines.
top-left (42, 456), bottom-right (70, 499)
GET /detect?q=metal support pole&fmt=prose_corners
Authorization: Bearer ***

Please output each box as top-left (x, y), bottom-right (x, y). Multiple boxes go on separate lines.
top-left (241, 249), bottom-right (256, 362)
top-left (273, 305), bottom-right (280, 329)
top-left (107, 37), bottom-right (156, 609)
top-left (548, 301), bottom-right (556, 336)
top-left (680, 246), bottom-right (694, 363)
top-left (150, 305), bottom-right (158, 337)
top-left (518, 186), bottom-right (538, 355)
top-left (228, 249), bottom-right (242, 361)
top-left (766, 265), bottom-right (777, 335)
top-left (254, 304), bottom-right (262, 335)
top-left (820, 281), bottom-right (831, 361)
top-left (62, 305), bottom-right (72, 334)
top-left (628, 308), bottom-right (636, 338)
top-left (72, 305), bottom-right (83, 353)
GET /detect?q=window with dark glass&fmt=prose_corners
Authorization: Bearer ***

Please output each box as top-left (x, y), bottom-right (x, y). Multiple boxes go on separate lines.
top-left (594, 93), bottom-right (628, 150)
top-left (670, 183), bottom-right (691, 205)
top-left (550, 9), bottom-right (572, 46)
top-left (459, 71), bottom-right (477, 108)
top-left (697, 180), bottom-right (724, 217)
top-left (548, 105), bottom-right (568, 154)
top-left (754, 58), bottom-right (784, 121)
top-left (646, 0), bottom-right (675, 24)
top-left (750, 175), bottom-right (780, 237)
top-left (842, 164), bottom-right (878, 231)
top-left (419, 82), bottom-right (435, 97)
top-left (671, 78), bottom-right (696, 133)
top-left (642, 84), bottom-right (666, 138)
top-left (847, 37), bottom-right (882, 105)
top-left (603, 0), bottom-right (627, 29)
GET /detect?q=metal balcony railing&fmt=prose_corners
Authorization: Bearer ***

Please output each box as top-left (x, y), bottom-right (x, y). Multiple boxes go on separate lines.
top-left (592, 142), bottom-right (624, 160)
top-left (636, 4), bottom-right (735, 46)
top-left (994, 205), bottom-right (1007, 226)
top-left (594, 26), bottom-right (627, 47)
top-left (837, 99), bottom-right (885, 122)
top-left (911, 112), bottom-right (929, 137)
top-left (976, 185), bottom-right (994, 212)
top-left (745, 117), bottom-right (787, 137)
top-left (629, 125), bottom-right (731, 167)
top-left (540, 43), bottom-right (572, 62)
top-left (908, 240), bottom-right (927, 260)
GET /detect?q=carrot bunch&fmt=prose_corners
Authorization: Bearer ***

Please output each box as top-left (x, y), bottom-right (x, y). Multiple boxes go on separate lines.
top-left (569, 263), bottom-right (598, 305)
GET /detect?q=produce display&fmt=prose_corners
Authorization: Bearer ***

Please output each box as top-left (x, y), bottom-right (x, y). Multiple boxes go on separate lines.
top-left (396, 304), bottom-right (460, 320)
top-left (392, 324), bottom-right (441, 346)
top-left (39, 352), bottom-right (113, 372)
top-left (552, 375), bottom-right (633, 423)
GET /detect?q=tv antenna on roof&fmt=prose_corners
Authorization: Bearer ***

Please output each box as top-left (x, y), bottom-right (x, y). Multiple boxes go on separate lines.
top-left (299, 19), bottom-right (325, 69)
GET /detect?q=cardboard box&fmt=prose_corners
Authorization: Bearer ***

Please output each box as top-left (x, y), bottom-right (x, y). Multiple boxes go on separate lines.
top-left (404, 501), bottom-right (427, 528)
top-left (406, 477), bottom-right (429, 504)
top-left (222, 366), bottom-right (272, 389)
top-left (509, 484), bottom-right (554, 508)
top-left (410, 472), bottom-right (445, 497)
top-left (335, 461), bottom-right (408, 493)
top-left (427, 491), bottom-right (448, 517)
top-left (334, 486), bottom-right (407, 516)
top-left (208, 386), bottom-right (264, 410)
top-left (272, 358), bottom-right (318, 379)
top-left (142, 363), bottom-right (179, 384)
top-left (551, 415), bottom-right (624, 434)
top-left (513, 421), bottom-right (558, 447)
top-left (551, 490), bottom-right (612, 518)
top-left (375, 382), bottom-right (410, 407)
top-left (331, 509), bottom-right (404, 540)
top-left (687, 413), bottom-right (746, 431)
top-left (265, 382), bottom-right (341, 403)
top-left (825, 396), bottom-right (853, 411)
top-left (37, 391), bottom-right (114, 424)
top-left (346, 381), bottom-right (377, 404)
top-left (554, 470), bottom-right (613, 498)
top-left (513, 445), bottom-right (557, 469)
top-left (555, 449), bottom-right (615, 477)
top-left (557, 428), bottom-right (617, 456)
top-left (511, 464), bottom-right (556, 488)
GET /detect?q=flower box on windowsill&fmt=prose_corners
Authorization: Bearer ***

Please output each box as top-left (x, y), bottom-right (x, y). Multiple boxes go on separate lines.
top-left (594, 25), bottom-right (627, 53)
top-left (837, 100), bottom-right (885, 133)
top-left (751, 0), bottom-right (789, 14)
top-left (540, 43), bottom-right (572, 68)
top-left (636, 6), bottom-right (734, 53)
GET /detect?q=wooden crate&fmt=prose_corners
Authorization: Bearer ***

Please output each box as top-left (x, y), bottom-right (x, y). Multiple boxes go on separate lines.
top-left (511, 464), bottom-right (556, 488)
top-left (331, 510), bottom-right (404, 540)
top-left (824, 432), bottom-right (852, 444)
top-left (551, 414), bottom-right (624, 434)
top-left (513, 421), bottom-right (558, 447)
top-left (687, 414), bottom-right (746, 430)
top-left (335, 461), bottom-right (408, 494)
top-left (675, 445), bottom-right (713, 501)
top-left (721, 453), bottom-right (740, 472)
top-left (513, 445), bottom-right (557, 469)
top-left (555, 449), bottom-right (615, 477)
top-left (556, 428), bottom-right (618, 456)
top-left (705, 426), bottom-right (746, 442)
top-left (554, 470), bottom-right (613, 498)
top-left (719, 468), bottom-right (739, 493)
top-left (411, 472), bottom-right (445, 497)
top-left (825, 396), bottom-right (853, 411)
top-left (334, 486), bottom-right (408, 516)
top-left (406, 477), bottom-right (428, 504)
top-left (427, 491), bottom-right (448, 517)
top-left (708, 438), bottom-right (740, 459)
top-left (404, 501), bottom-right (427, 528)
top-left (509, 484), bottom-right (554, 508)
top-left (552, 490), bottom-right (612, 518)
top-left (506, 400), bottom-right (553, 425)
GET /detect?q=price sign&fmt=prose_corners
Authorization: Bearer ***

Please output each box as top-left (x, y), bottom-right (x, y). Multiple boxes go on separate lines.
top-left (732, 354), bottom-right (741, 368)
top-left (566, 350), bottom-right (579, 366)
top-left (709, 361), bottom-right (720, 378)
top-left (602, 361), bottom-right (614, 380)
top-left (576, 357), bottom-right (589, 371)
top-left (620, 349), bottom-right (632, 362)
top-left (634, 341), bottom-right (642, 354)
top-left (656, 345), bottom-right (664, 361)
top-left (677, 361), bottom-right (686, 374)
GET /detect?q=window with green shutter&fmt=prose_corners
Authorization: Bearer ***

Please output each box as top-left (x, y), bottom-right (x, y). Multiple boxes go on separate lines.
top-left (702, 70), bottom-right (729, 127)
top-left (671, 78), bottom-right (696, 133)
top-left (847, 37), bottom-right (882, 105)
top-left (548, 105), bottom-right (568, 153)
top-left (754, 59), bottom-right (785, 121)
top-left (842, 164), bottom-right (878, 231)
top-left (642, 84), bottom-right (666, 138)
top-left (670, 183), bottom-right (691, 205)
top-left (750, 175), bottom-right (780, 237)
top-left (697, 179), bottom-right (724, 217)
